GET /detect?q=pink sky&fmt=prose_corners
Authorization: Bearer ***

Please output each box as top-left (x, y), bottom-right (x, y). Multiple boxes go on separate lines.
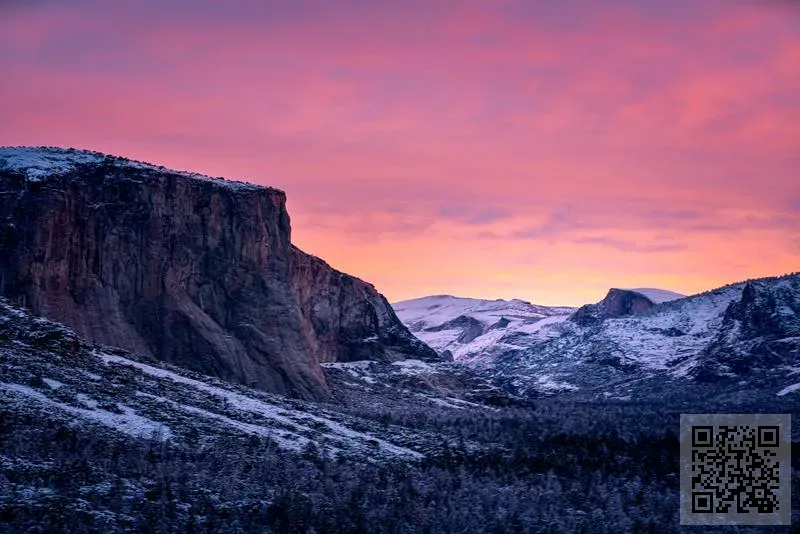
top-left (1, 0), bottom-right (798, 306)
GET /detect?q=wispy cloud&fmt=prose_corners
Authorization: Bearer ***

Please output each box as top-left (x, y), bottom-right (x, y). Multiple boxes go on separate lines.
top-left (572, 236), bottom-right (685, 253)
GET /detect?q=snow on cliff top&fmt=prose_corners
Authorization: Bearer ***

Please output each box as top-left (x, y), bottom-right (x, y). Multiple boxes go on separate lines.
top-left (0, 146), bottom-right (106, 180)
top-left (0, 146), bottom-right (268, 191)
top-left (624, 288), bottom-right (686, 304)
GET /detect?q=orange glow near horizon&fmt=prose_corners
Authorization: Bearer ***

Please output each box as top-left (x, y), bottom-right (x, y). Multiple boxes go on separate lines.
top-left (1, 0), bottom-right (798, 306)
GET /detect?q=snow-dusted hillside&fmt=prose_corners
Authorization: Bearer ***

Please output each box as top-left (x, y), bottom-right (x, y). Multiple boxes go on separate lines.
top-left (393, 295), bottom-right (574, 364)
top-left (393, 277), bottom-right (800, 401)
top-left (0, 298), bottom-right (463, 461)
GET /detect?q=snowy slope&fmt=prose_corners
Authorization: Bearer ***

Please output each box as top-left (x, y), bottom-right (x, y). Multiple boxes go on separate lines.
top-left (393, 295), bottom-right (574, 364)
top-left (0, 298), bottom-right (452, 461)
top-left (393, 276), bottom-right (800, 400)
top-left (394, 295), bottom-right (573, 330)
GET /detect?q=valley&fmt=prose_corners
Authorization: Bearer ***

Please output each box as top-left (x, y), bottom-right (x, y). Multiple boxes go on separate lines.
top-left (1, 147), bottom-right (798, 532)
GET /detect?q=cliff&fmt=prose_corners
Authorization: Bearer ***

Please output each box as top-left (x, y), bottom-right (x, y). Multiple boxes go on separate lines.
top-left (0, 147), bottom-right (438, 400)
top-left (690, 276), bottom-right (800, 381)
top-left (569, 288), bottom-right (655, 326)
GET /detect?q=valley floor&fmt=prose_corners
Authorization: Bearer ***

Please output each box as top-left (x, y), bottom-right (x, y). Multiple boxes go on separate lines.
top-left (2, 297), bottom-right (800, 532)
top-left (3, 393), bottom-right (800, 533)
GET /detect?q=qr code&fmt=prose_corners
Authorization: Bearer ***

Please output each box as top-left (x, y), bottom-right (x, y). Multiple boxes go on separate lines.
top-left (680, 414), bottom-right (791, 526)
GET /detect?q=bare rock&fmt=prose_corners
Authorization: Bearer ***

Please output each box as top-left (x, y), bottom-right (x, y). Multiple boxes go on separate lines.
top-left (570, 288), bottom-right (655, 326)
top-left (0, 147), bottom-right (437, 400)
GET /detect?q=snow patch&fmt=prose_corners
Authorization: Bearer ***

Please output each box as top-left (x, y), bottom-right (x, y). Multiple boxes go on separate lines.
top-left (1, 383), bottom-right (171, 440)
top-left (320, 361), bottom-right (374, 371)
top-left (320, 361), bottom-right (377, 382)
top-left (101, 353), bottom-right (422, 459)
top-left (391, 359), bottom-right (435, 376)
top-left (137, 392), bottom-right (309, 452)
top-left (0, 146), bottom-right (265, 191)
top-left (533, 375), bottom-right (579, 392)
top-left (624, 288), bottom-right (686, 304)
top-left (777, 383), bottom-right (800, 396)
top-left (76, 393), bottom-right (99, 409)
top-left (515, 314), bottom-right (570, 334)
top-left (0, 147), bottom-right (105, 180)
top-left (42, 378), bottom-right (64, 390)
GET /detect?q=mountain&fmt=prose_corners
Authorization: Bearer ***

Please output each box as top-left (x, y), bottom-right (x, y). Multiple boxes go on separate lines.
top-left (570, 288), bottom-right (663, 326)
top-left (393, 295), bottom-right (574, 364)
top-left (1, 148), bottom-right (798, 531)
top-left (0, 146), bottom-right (438, 401)
top-left (393, 277), bottom-right (800, 402)
top-left (571, 288), bottom-right (686, 327)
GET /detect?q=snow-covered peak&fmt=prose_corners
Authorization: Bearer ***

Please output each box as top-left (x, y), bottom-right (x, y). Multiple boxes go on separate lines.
top-left (392, 295), bottom-right (575, 364)
top-left (624, 288), bottom-right (686, 304)
top-left (393, 275), bottom-right (800, 397)
top-left (393, 295), bottom-right (573, 331)
top-left (0, 146), bottom-right (267, 191)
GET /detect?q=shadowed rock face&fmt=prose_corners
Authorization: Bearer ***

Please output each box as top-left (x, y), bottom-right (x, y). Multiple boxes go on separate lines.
top-left (570, 288), bottom-right (655, 326)
top-left (0, 147), bottom-right (437, 400)
top-left (691, 278), bottom-right (800, 381)
top-left (424, 315), bottom-right (485, 344)
top-left (290, 246), bottom-right (437, 365)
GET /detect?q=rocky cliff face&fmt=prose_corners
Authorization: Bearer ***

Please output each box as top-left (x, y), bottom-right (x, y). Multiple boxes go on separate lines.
top-left (570, 288), bottom-right (655, 326)
top-left (690, 276), bottom-right (800, 381)
top-left (290, 245), bottom-right (436, 364)
top-left (0, 147), bottom-right (437, 400)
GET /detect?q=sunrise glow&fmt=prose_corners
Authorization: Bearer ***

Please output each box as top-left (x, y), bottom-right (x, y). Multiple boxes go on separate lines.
top-left (2, 0), bottom-right (798, 306)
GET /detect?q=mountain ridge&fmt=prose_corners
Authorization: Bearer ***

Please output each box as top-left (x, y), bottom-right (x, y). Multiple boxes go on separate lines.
top-left (393, 274), bottom-right (800, 401)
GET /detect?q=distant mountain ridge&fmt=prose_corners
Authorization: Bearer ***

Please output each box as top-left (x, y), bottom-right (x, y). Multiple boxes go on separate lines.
top-left (393, 295), bottom-right (574, 363)
top-left (393, 275), bottom-right (800, 402)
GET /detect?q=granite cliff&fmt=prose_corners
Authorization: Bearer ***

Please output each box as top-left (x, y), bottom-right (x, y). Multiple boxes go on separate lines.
top-left (569, 288), bottom-right (656, 326)
top-left (0, 146), bottom-right (437, 400)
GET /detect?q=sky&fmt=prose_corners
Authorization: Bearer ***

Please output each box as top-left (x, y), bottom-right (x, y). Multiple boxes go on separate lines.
top-left (1, 0), bottom-right (798, 306)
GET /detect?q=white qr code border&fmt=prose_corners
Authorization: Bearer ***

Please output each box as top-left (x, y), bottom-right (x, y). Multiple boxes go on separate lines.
top-left (680, 413), bottom-right (791, 526)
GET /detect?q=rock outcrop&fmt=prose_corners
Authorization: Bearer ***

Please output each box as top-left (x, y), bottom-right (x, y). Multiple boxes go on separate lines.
top-left (0, 147), bottom-right (437, 400)
top-left (570, 288), bottom-right (655, 326)
top-left (425, 315), bottom-right (485, 344)
top-left (690, 277), bottom-right (800, 381)
top-left (290, 245), bottom-right (436, 364)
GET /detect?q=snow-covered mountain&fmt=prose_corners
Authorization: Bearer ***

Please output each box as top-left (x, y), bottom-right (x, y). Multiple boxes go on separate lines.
top-left (393, 276), bottom-right (800, 402)
top-left (393, 295), bottom-right (574, 364)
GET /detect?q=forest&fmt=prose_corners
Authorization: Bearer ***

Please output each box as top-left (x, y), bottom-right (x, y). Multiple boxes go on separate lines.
top-left (2, 398), bottom-right (797, 533)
